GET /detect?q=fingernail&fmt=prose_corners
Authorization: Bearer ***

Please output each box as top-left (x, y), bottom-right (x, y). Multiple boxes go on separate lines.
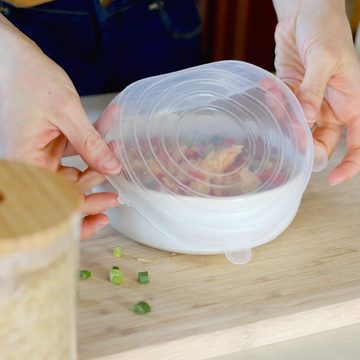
top-left (313, 145), bottom-right (328, 173)
top-left (117, 196), bottom-right (128, 206)
top-left (329, 179), bottom-right (341, 186)
top-left (111, 196), bottom-right (123, 206)
top-left (101, 156), bottom-right (121, 173)
top-left (329, 177), bottom-right (344, 186)
top-left (328, 173), bottom-right (345, 186)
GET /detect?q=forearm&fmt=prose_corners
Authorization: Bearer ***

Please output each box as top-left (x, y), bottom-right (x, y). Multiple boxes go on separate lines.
top-left (0, 14), bottom-right (39, 64)
top-left (273, 0), bottom-right (346, 21)
top-left (0, 13), bottom-right (23, 44)
top-left (273, 0), bottom-right (353, 49)
top-left (0, 15), bottom-right (46, 98)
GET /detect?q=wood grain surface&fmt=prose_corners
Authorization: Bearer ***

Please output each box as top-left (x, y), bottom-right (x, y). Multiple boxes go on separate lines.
top-left (77, 140), bottom-right (360, 360)
top-left (0, 160), bottom-right (80, 255)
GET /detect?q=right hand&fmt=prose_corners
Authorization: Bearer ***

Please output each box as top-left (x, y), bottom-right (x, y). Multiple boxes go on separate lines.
top-left (273, 0), bottom-right (360, 185)
top-left (0, 15), bottom-right (122, 238)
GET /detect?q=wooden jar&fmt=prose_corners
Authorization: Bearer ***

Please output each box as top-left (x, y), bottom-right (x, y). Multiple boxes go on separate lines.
top-left (0, 161), bottom-right (81, 359)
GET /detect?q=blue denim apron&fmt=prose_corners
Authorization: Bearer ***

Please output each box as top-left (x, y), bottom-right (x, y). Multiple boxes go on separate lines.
top-left (0, 0), bottom-right (201, 95)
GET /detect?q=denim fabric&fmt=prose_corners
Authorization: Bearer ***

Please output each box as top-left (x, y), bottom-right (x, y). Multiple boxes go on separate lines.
top-left (1, 0), bottom-right (201, 95)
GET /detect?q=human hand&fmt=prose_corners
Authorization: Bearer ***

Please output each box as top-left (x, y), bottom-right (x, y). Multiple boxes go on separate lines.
top-left (273, 0), bottom-right (360, 184)
top-left (0, 15), bottom-right (122, 237)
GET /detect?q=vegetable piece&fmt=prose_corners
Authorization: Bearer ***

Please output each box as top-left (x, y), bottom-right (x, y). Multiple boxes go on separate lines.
top-left (109, 267), bottom-right (124, 285)
top-left (137, 271), bottom-right (150, 284)
top-left (223, 138), bottom-right (235, 147)
top-left (188, 170), bottom-right (204, 180)
top-left (185, 148), bottom-right (200, 159)
top-left (112, 246), bottom-right (122, 258)
top-left (79, 269), bottom-right (91, 280)
top-left (130, 301), bottom-right (151, 315)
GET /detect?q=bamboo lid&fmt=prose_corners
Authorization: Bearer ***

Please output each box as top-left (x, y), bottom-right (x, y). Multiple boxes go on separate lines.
top-left (0, 160), bottom-right (81, 256)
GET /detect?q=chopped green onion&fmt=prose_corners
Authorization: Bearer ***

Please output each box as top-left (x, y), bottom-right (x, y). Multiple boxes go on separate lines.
top-left (109, 267), bottom-right (124, 285)
top-left (79, 269), bottom-right (91, 280)
top-left (112, 246), bottom-right (122, 258)
top-left (137, 271), bottom-right (150, 284)
top-left (131, 301), bottom-right (151, 315)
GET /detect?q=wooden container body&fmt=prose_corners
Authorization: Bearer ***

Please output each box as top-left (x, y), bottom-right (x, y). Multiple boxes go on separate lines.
top-left (0, 161), bottom-right (81, 360)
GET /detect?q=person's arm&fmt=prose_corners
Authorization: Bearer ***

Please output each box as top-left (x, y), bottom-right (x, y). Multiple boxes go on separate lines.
top-left (273, 0), bottom-right (360, 185)
top-left (0, 14), bottom-right (121, 237)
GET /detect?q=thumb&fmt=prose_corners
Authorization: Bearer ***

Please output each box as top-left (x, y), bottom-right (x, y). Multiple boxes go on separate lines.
top-left (297, 54), bottom-right (334, 124)
top-left (56, 100), bottom-right (121, 175)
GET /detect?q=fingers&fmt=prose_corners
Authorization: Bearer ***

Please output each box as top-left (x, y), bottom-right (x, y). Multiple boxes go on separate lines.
top-left (81, 192), bottom-right (120, 239)
top-left (55, 98), bottom-right (121, 175)
top-left (93, 103), bottom-right (120, 135)
top-left (81, 214), bottom-right (109, 240)
top-left (62, 142), bottom-right (77, 157)
top-left (58, 165), bottom-right (120, 239)
top-left (259, 77), bottom-right (309, 154)
top-left (312, 123), bottom-right (343, 158)
top-left (42, 134), bottom-right (68, 171)
top-left (328, 117), bottom-right (360, 185)
top-left (64, 104), bottom-right (121, 157)
top-left (259, 77), bottom-right (288, 120)
top-left (58, 166), bottom-right (82, 183)
top-left (83, 192), bottom-right (119, 215)
top-left (60, 102), bottom-right (121, 172)
top-left (58, 165), bottom-right (106, 193)
top-left (329, 147), bottom-right (360, 185)
top-left (77, 168), bottom-right (106, 193)
top-left (296, 51), bottom-right (336, 124)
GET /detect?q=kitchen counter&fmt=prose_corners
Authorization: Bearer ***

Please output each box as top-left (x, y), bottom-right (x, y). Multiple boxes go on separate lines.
top-left (76, 94), bottom-right (360, 360)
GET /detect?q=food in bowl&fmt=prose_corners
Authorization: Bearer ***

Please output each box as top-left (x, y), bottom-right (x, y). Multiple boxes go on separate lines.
top-left (122, 135), bottom-right (287, 198)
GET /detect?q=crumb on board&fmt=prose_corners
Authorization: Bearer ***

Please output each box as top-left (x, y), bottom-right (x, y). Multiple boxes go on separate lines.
top-left (136, 257), bottom-right (152, 263)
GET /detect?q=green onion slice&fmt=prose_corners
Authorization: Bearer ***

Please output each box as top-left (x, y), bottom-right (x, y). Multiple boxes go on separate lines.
top-left (112, 246), bottom-right (122, 258)
top-left (131, 301), bottom-right (151, 315)
top-left (137, 271), bottom-right (150, 284)
top-left (109, 267), bottom-right (124, 285)
top-left (79, 269), bottom-right (91, 280)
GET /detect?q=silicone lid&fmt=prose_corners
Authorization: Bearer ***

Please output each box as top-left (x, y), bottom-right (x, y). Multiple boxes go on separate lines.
top-left (98, 61), bottom-right (314, 251)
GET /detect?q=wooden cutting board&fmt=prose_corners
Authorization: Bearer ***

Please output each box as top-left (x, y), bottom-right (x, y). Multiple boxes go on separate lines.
top-left (77, 141), bottom-right (360, 360)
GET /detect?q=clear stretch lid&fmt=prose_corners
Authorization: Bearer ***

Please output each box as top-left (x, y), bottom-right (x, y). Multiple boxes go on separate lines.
top-left (98, 61), bottom-right (314, 251)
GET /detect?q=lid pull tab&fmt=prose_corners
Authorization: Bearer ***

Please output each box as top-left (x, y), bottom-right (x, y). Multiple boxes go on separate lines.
top-left (225, 248), bottom-right (252, 265)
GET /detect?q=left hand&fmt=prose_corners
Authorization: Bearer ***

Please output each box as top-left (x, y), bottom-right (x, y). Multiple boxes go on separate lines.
top-left (0, 15), bottom-right (121, 238)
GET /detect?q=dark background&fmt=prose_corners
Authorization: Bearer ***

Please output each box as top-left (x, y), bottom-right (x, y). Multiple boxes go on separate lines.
top-left (199, 0), bottom-right (359, 73)
top-left (200, 0), bottom-right (277, 72)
